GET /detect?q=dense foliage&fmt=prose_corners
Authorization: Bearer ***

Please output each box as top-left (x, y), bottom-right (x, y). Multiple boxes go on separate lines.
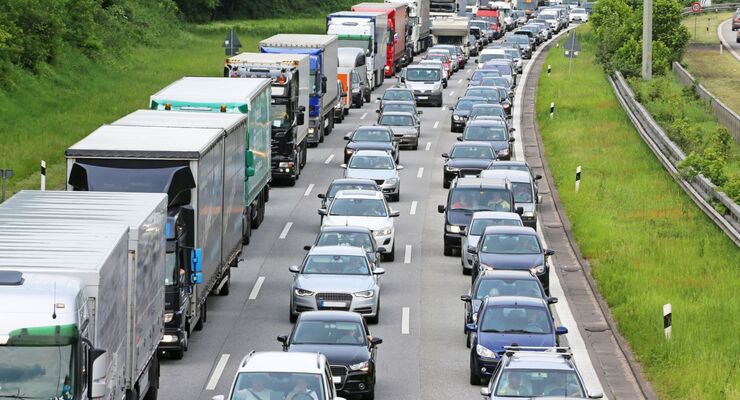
top-left (590, 0), bottom-right (690, 77)
top-left (175, 0), bottom-right (363, 21)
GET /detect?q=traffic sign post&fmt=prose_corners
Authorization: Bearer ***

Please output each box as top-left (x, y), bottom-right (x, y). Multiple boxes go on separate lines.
top-left (691, 2), bottom-right (702, 39)
top-left (223, 29), bottom-right (242, 57)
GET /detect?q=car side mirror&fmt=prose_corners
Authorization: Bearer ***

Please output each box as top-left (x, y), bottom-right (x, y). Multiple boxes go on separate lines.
top-left (400, 77), bottom-right (406, 83)
top-left (377, 248), bottom-right (387, 254)
top-left (370, 337), bottom-right (383, 346)
top-left (441, 153), bottom-right (449, 159)
top-left (396, 165), bottom-right (404, 170)
top-left (374, 268), bottom-right (385, 275)
top-left (480, 387), bottom-right (492, 397)
top-left (474, 59), bottom-right (479, 63)
top-left (289, 265), bottom-right (300, 273)
top-left (340, 164), bottom-right (347, 169)
top-left (277, 335), bottom-right (288, 344)
top-left (588, 391), bottom-right (604, 399)
top-left (318, 209), bottom-right (328, 216)
top-left (449, 107), bottom-right (455, 111)
top-left (516, 206), bottom-right (524, 215)
top-left (317, 193), bottom-right (326, 199)
top-left (376, 109), bottom-right (381, 113)
top-left (545, 249), bottom-right (555, 256)
top-left (344, 134), bottom-right (352, 140)
top-left (376, 97), bottom-right (382, 101)
top-left (535, 174), bottom-right (542, 180)
top-left (437, 205), bottom-right (445, 213)
top-left (460, 295), bottom-right (472, 302)
top-left (547, 296), bottom-right (559, 304)
top-left (303, 245), bottom-right (312, 251)
top-left (389, 210), bottom-right (400, 217)
top-left (509, 137), bottom-right (516, 143)
top-left (418, 111), bottom-right (424, 115)
top-left (456, 136), bottom-right (463, 142)
top-left (509, 127), bottom-right (516, 132)
top-left (465, 323), bottom-right (477, 333)
top-left (467, 246), bottom-right (477, 254)
top-left (555, 326), bottom-right (568, 335)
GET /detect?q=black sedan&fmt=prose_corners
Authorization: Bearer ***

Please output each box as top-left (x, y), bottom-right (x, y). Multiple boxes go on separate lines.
top-left (442, 142), bottom-right (496, 188)
top-left (278, 311), bottom-right (382, 400)
top-left (459, 119), bottom-right (515, 160)
top-left (344, 126), bottom-right (399, 163)
top-left (450, 96), bottom-right (488, 133)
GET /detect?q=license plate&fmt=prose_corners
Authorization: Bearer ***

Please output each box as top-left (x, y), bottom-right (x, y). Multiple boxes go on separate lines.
top-left (332, 376), bottom-right (342, 384)
top-left (322, 301), bottom-right (347, 308)
top-left (418, 96), bottom-right (428, 100)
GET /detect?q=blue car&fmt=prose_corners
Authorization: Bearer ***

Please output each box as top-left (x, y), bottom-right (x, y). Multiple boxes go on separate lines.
top-left (467, 296), bottom-right (568, 385)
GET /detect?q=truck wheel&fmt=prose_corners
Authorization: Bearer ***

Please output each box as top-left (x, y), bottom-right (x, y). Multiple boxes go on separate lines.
top-left (242, 214), bottom-right (251, 245)
top-left (300, 144), bottom-right (307, 168)
top-left (319, 125), bottom-right (325, 143)
top-left (365, 90), bottom-right (371, 103)
top-left (194, 303), bottom-right (206, 331)
top-left (143, 385), bottom-right (158, 400)
top-left (327, 112), bottom-right (335, 134)
top-left (252, 194), bottom-right (265, 229)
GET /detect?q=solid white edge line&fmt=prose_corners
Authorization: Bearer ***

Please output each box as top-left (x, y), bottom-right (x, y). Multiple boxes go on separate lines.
top-left (303, 183), bottom-right (314, 197)
top-left (410, 201), bottom-right (418, 215)
top-left (279, 222), bottom-right (293, 239)
top-left (248, 276), bottom-right (266, 300)
top-left (205, 354), bottom-right (230, 390)
top-left (417, 167), bottom-right (424, 178)
top-left (401, 307), bottom-right (410, 335)
top-left (425, 142), bottom-right (432, 151)
top-left (404, 244), bottom-right (412, 264)
top-left (324, 154), bottom-right (334, 164)
top-left (433, 121), bottom-right (440, 129)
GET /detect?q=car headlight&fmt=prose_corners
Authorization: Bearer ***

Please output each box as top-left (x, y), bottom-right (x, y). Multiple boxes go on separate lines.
top-left (308, 127), bottom-right (315, 134)
top-left (503, 103), bottom-right (511, 109)
top-left (349, 361), bottom-right (370, 372)
top-left (345, 148), bottom-right (354, 154)
top-left (385, 177), bottom-right (399, 185)
top-left (352, 88), bottom-right (361, 93)
top-left (445, 165), bottom-right (459, 172)
top-left (164, 312), bottom-right (174, 323)
top-left (453, 115), bottom-right (461, 121)
top-left (294, 288), bottom-right (315, 297)
top-left (497, 149), bottom-right (509, 156)
top-left (374, 226), bottom-right (393, 237)
top-left (522, 211), bottom-right (535, 218)
top-left (530, 264), bottom-right (546, 275)
top-left (446, 224), bottom-right (462, 233)
top-left (354, 290), bottom-right (375, 298)
top-left (476, 344), bottom-right (497, 358)
top-left (472, 312), bottom-right (478, 322)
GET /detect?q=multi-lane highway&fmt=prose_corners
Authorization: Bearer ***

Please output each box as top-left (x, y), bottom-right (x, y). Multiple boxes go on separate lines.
top-left (158, 27), bottom-right (646, 400)
top-left (719, 16), bottom-right (740, 60)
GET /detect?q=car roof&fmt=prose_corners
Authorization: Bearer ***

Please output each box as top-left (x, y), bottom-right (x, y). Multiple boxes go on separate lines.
top-left (297, 310), bottom-right (365, 323)
top-left (238, 351), bottom-right (325, 374)
top-left (453, 141), bottom-right (495, 149)
top-left (471, 211), bottom-right (522, 220)
top-left (308, 245), bottom-right (367, 256)
top-left (505, 351), bottom-right (576, 371)
top-left (481, 169), bottom-right (532, 183)
top-left (329, 178), bottom-right (379, 186)
top-left (334, 189), bottom-right (385, 200)
top-left (457, 96), bottom-right (487, 103)
top-left (483, 225), bottom-right (538, 236)
top-left (352, 149), bottom-right (394, 157)
top-left (355, 125), bottom-right (393, 131)
top-left (481, 48), bottom-right (507, 54)
top-left (479, 269), bottom-right (538, 280)
top-left (466, 119), bottom-right (507, 127)
top-left (483, 295), bottom-right (546, 308)
top-left (379, 111), bottom-right (415, 117)
top-left (319, 225), bottom-right (372, 235)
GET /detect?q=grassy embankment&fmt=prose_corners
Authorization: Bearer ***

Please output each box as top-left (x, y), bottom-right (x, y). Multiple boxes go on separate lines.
top-left (536, 25), bottom-right (739, 399)
top-left (680, 11), bottom-right (740, 114)
top-left (0, 18), bottom-right (325, 198)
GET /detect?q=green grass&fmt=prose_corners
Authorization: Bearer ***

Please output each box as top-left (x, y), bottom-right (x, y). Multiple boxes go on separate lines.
top-left (682, 48), bottom-right (740, 114)
top-left (0, 18), bottom-right (325, 199)
top-left (537, 25), bottom-right (740, 399)
top-left (681, 11), bottom-right (735, 44)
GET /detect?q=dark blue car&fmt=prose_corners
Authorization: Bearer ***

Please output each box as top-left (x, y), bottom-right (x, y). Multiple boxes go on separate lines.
top-left (466, 296), bottom-right (567, 385)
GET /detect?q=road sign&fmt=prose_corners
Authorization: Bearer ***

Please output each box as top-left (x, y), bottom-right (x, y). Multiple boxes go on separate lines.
top-left (564, 32), bottom-right (580, 58)
top-left (223, 29), bottom-right (242, 57)
top-left (690, 2), bottom-right (701, 13)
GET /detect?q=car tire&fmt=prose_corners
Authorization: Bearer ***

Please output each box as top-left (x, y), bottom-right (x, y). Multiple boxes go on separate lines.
top-left (466, 332), bottom-right (471, 348)
top-left (286, 174), bottom-right (297, 187)
top-left (462, 263), bottom-right (471, 275)
top-left (443, 243), bottom-right (453, 256)
top-left (469, 357), bottom-right (482, 385)
top-left (443, 179), bottom-right (450, 189)
top-left (390, 192), bottom-right (400, 202)
top-left (383, 243), bottom-right (395, 262)
top-left (411, 142), bottom-right (418, 150)
top-left (289, 305), bottom-right (298, 323)
top-left (365, 91), bottom-right (372, 103)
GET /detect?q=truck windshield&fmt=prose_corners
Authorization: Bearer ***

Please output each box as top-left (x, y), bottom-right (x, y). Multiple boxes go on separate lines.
top-left (436, 36), bottom-right (464, 45)
top-left (272, 104), bottom-right (291, 129)
top-left (338, 39), bottom-right (371, 52)
top-left (0, 345), bottom-right (75, 398)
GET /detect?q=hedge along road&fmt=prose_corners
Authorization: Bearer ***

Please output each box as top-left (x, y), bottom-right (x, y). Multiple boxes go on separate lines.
top-left (536, 25), bottom-right (739, 399)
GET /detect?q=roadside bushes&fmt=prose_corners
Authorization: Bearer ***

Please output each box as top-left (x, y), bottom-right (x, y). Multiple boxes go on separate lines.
top-left (591, 0), bottom-right (689, 77)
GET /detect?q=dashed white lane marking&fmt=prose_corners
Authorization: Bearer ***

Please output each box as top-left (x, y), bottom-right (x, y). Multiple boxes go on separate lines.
top-left (449, 91), bottom-right (455, 97)
top-left (457, 79), bottom-right (463, 84)
top-left (303, 184), bottom-right (314, 197)
top-left (417, 167), bottom-right (424, 178)
top-left (410, 201), bottom-right (418, 215)
top-left (425, 142), bottom-right (432, 151)
top-left (248, 276), bottom-right (265, 300)
top-left (279, 222), bottom-right (293, 239)
top-left (205, 354), bottom-right (230, 390)
top-left (433, 121), bottom-right (439, 129)
top-left (361, 112), bottom-right (367, 120)
top-left (404, 245), bottom-right (412, 264)
top-left (324, 154), bottom-right (334, 164)
top-left (402, 307), bottom-right (410, 334)
top-left (442, 105), bottom-right (447, 111)
top-left (466, 68), bottom-right (471, 73)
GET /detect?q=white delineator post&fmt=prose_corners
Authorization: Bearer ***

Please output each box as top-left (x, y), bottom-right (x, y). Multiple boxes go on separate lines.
top-left (550, 102), bottom-right (555, 119)
top-left (575, 166), bottom-right (581, 193)
top-left (663, 303), bottom-right (672, 340)
top-left (40, 160), bottom-right (46, 191)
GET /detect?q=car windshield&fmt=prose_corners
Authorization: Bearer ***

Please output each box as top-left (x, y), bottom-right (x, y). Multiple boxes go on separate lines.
top-left (507, 36), bottom-right (529, 44)
top-left (0, 343), bottom-right (76, 398)
top-left (512, 182), bottom-right (533, 203)
top-left (292, 321), bottom-right (367, 345)
top-left (456, 99), bottom-right (484, 111)
top-left (479, 53), bottom-right (508, 63)
top-left (451, 145), bottom-right (494, 159)
top-left (449, 188), bottom-right (512, 211)
top-left (349, 155), bottom-right (394, 170)
top-left (465, 126), bottom-right (507, 141)
top-left (481, 233), bottom-right (541, 254)
top-left (383, 90), bottom-right (414, 101)
top-left (427, 55), bottom-right (449, 63)
top-left (475, 278), bottom-right (542, 299)
top-left (494, 369), bottom-right (585, 398)
top-left (317, 232), bottom-right (374, 253)
top-left (471, 70), bottom-right (501, 81)
top-left (353, 129), bottom-right (392, 142)
top-left (484, 63), bottom-right (512, 75)
top-left (327, 183), bottom-right (377, 198)
top-left (471, 107), bottom-right (505, 119)
top-left (465, 88), bottom-right (498, 101)
top-left (407, 68), bottom-right (441, 81)
top-left (330, 198), bottom-right (388, 217)
top-left (383, 103), bottom-right (415, 114)
top-left (470, 217), bottom-right (523, 235)
top-left (490, 164), bottom-right (530, 174)
top-left (302, 254), bottom-right (370, 275)
top-left (480, 305), bottom-right (552, 333)
top-left (231, 372), bottom-right (326, 400)
top-left (380, 114), bottom-right (414, 126)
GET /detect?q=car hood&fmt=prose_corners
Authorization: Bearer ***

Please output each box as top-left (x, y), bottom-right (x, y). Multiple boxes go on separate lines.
top-left (478, 331), bottom-right (556, 353)
top-left (345, 168), bottom-right (398, 180)
top-left (405, 81), bottom-right (442, 92)
top-left (288, 344), bottom-right (370, 366)
top-left (479, 253), bottom-right (544, 269)
top-left (387, 125), bottom-right (417, 136)
top-left (347, 142), bottom-right (394, 152)
top-left (295, 274), bottom-right (376, 293)
top-left (323, 216), bottom-right (392, 231)
top-left (518, 202), bottom-right (536, 213)
top-left (447, 159), bottom-right (494, 169)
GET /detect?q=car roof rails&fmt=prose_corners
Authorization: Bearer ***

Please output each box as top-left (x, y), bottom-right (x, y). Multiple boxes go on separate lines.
top-left (503, 346), bottom-right (572, 357)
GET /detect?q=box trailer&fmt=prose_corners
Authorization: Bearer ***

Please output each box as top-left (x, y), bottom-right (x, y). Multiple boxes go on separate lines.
top-left (353, 2), bottom-right (411, 75)
top-left (327, 11), bottom-right (389, 90)
top-left (386, 0), bottom-right (432, 54)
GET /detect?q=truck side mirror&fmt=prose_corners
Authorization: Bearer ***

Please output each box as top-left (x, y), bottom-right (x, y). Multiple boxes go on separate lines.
top-left (246, 149), bottom-right (255, 167)
top-left (321, 76), bottom-right (327, 94)
top-left (88, 348), bottom-right (108, 399)
top-left (247, 167), bottom-right (255, 177)
top-left (297, 109), bottom-right (305, 126)
top-left (277, 335), bottom-right (288, 346)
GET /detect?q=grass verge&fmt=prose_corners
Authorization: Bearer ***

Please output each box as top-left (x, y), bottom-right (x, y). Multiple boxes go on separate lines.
top-left (681, 11), bottom-right (735, 44)
top-left (682, 47), bottom-right (740, 115)
top-left (0, 18), bottom-right (325, 199)
top-left (537, 25), bottom-right (739, 399)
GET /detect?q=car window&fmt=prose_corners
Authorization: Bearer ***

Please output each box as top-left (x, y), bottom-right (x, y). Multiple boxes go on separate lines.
top-left (383, 104), bottom-right (415, 114)
top-left (480, 305), bottom-right (552, 334)
top-left (451, 145), bottom-right (494, 159)
top-left (475, 278), bottom-right (542, 299)
top-left (327, 183), bottom-right (377, 198)
top-left (465, 88), bottom-right (497, 101)
top-left (317, 232), bottom-right (374, 253)
top-left (449, 188), bottom-right (512, 211)
top-left (490, 164), bottom-right (530, 174)
top-left (292, 321), bottom-right (367, 346)
top-left (302, 254), bottom-right (370, 275)
top-left (406, 68), bottom-right (441, 81)
top-left (481, 233), bottom-right (541, 254)
top-left (353, 129), bottom-right (392, 142)
top-left (494, 369), bottom-right (585, 398)
top-left (456, 99), bottom-right (484, 111)
top-left (348, 155), bottom-right (394, 170)
top-left (383, 90), bottom-right (414, 101)
top-left (512, 182), bottom-right (533, 203)
top-left (465, 126), bottom-right (507, 141)
top-left (471, 107), bottom-right (505, 119)
top-left (329, 198), bottom-right (388, 217)
top-left (470, 217), bottom-right (522, 235)
top-left (231, 372), bottom-right (325, 400)
top-left (479, 53), bottom-right (507, 63)
top-left (379, 114), bottom-right (414, 126)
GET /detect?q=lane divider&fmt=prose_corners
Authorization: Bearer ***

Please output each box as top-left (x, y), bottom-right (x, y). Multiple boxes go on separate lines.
top-left (417, 167), bottom-right (424, 178)
top-left (205, 354), bottom-right (230, 390)
top-left (248, 276), bottom-right (265, 300)
top-left (410, 200), bottom-right (418, 215)
top-left (279, 222), bottom-right (293, 239)
top-left (404, 244), bottom-right (412, 264)
top-left (324, 154), bottom-right (334, 164)
top-left (401, 307), bottom-right (410, 335)
top-left (303, 183), bottom-right (314, 197)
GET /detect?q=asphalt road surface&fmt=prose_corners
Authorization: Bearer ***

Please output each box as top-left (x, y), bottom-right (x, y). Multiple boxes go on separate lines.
top-left (720, 17), bottom-right (740, 60)
top-left (157, 27), bottom-right (636, 400)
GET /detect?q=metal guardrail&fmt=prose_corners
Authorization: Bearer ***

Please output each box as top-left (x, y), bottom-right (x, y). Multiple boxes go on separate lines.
top-left (609, 71), bottom-right (740, 246)
top-left (681, 2), bottom-right (740, 16)
top-left (672, 62), bottom-right (740, 142)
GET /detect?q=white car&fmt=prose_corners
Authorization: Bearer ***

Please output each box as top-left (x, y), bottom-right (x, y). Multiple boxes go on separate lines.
top-left (342, 149), bottom-right (404, 202)
top-left (570, 7), bottom-right (589, 22)
top-left (213, 351), bottom-right (346, 400)
top-left (477, 49), bottom-right (510, 69)
top-left (320, 189), bottom-right (400, 261)
top-left (461, 211), bottom-right (523, 275)
top-left (420, 59), bottom-right (449, 83)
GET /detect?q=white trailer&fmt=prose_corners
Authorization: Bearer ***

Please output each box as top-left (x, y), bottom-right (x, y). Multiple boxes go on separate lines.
top-left (432, 16), bottom-right (472, 57)
top-left (0, 190), bottom-right (167, 400)
top-left (327, 11), bottom-right (389, 90)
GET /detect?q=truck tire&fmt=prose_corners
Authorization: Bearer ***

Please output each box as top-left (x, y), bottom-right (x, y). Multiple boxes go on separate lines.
top-left (143, 354), bottom-right (160, 400)
top-left (252, 194), bottom-right (265, 229)
top-left (326, 112), bottom-right (335, 135)
top-left (300, 144), bottom-right (307, 168)
top-left (218, 270), bottom-right (230, 296)
top-left (241, 214), bottom-right (251, 245)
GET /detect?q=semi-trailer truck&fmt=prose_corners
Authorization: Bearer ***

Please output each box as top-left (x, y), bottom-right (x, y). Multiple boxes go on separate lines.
top-left (386, 0), bottom-right (432, 54)
top-left (0, 190), bottom-right (167, 400)
top-left (66, 123), bottom-right (244, 350)
top-left (430, 0), bottom-right (466, 17)
top-left (327, 11), bottom-right (389, 90)
top-left (225, 53), bottom-right (309, 186)
top-left (260, 34), bottom-right (339, 146)
top-left (432, 16), bottom-right (472, 57)
top-left (352, 2), bottom-right (410, 76)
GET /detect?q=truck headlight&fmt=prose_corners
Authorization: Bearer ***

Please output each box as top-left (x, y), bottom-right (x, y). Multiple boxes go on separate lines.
top-left (476, 344), bottom-right (497, 358)
top-left (530, 264), bottom-right (545, 275)
top-left (350, 361), bottom-right (370, 371)
top-left (278, 162), bottom-right (295, 168)
top-left (294, 288), bottom-right (315, 297)
top-left (164, 312), bottom-right (174, 323)
top-left (446, 224), bottom-right (462, 233)
top-left (354, 290), bottom-right (375, 298)
top-left (308, 127), bottom-right (315, 134)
